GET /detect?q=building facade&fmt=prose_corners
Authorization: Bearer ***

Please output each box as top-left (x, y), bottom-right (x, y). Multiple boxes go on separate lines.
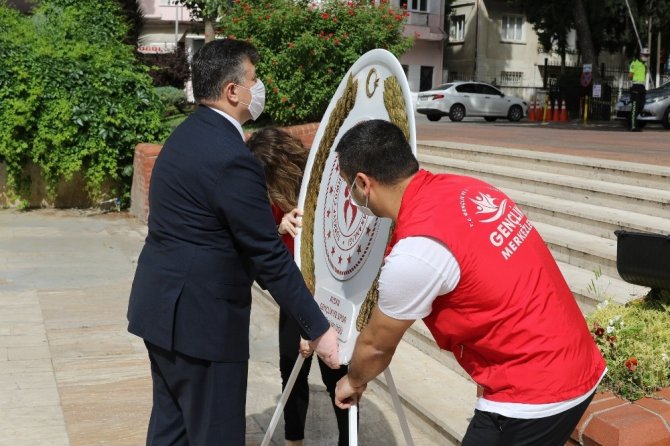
top-left (139, 0), bottom-right (205, 60)
top-left (444, 0), bottom-right (627, 97)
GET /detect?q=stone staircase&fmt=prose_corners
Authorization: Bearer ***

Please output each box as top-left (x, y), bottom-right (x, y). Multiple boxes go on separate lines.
top-left (260, 143), bottom-right (670, 444)
top-left (368, 142), bottom-right (670, 444)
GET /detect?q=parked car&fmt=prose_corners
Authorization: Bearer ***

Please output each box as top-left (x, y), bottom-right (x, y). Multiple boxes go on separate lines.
top-left (416, 81), bottom-right (528, 122)
top-left (615, 82), bottom-right (670, 129)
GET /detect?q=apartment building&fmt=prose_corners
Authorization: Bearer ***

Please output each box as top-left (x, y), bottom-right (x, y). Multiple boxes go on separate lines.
top-left (445, 0), bottom-right (625, 94)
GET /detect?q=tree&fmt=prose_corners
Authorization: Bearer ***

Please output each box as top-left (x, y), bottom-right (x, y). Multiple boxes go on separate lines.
top-left (175, 0), bottom-right (231, 42)
top-left (218, 0), bottom-right (413, 125)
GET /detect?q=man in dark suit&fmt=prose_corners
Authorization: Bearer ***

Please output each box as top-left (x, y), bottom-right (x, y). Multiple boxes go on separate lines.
top-left (127, 39), bottom-right (339, 445)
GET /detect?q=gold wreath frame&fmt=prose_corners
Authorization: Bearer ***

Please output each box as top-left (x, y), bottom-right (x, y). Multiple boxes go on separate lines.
top-left (300, 71), bottom-right (410, 331)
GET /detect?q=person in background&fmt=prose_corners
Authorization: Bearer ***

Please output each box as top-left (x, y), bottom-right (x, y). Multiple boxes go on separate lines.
top-left (247, 127), bottom-right (351, 446)
top-left (127, 40), bottom-right (339, 445)
top-left (333, 119), bottom-right (606, 446)
top-left (629, 47), bottom-right (650, 131)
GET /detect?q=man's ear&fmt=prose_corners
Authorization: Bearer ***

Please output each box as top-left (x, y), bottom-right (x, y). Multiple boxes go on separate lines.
top-left (355, 172), bottom-right (373, 193)
top-left (224, 82), bottom-right (239, 104)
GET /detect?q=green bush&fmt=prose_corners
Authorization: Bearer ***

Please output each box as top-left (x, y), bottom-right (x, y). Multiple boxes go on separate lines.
top-left (155, 86), bottom-right (188, 116)
top-left (218, 0), bottom-right (413, 125)
top-left (0, 0), bottom-right (169, 205)
top-left (587, 290), bottom-right (670, 401)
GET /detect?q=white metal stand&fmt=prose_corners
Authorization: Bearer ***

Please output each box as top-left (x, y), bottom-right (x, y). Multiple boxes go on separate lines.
top-left (261, 355), bottom-right (305, 446)
top-left (262, 359), bottom-right (414, 445)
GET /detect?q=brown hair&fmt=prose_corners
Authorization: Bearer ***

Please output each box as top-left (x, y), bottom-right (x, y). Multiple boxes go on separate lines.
top-left (247, 128), bottom-right (309, 212)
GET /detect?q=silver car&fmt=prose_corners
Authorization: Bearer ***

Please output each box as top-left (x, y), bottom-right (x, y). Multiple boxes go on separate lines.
top-left (615, 82), bottom-right (670, 129)
top-left (416, 81), bottom-right (528, 122)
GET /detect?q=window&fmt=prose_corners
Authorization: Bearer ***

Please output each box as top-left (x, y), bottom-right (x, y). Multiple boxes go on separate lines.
top-left (455, 83), bottom-right (476, 94)
top-left (404, 0), bottom-right (427, 12)
top-left (160, 0), bottom-right (179, 6)
top-left (502, 15), bottom-right (525, 42)
top-left (449, 15), bottom-right (465, 42)
top-left (500, 71), bottom-right (524, 86)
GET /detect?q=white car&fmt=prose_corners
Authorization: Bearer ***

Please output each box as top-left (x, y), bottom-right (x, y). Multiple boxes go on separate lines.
top-left (416, 81), bottom-right (528, 122)
top-left (615, 82), bottom-right (670, 129)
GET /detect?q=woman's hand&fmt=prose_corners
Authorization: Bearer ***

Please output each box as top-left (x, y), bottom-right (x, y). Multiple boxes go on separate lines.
top-left (278, 208), bottom-right (303, 238)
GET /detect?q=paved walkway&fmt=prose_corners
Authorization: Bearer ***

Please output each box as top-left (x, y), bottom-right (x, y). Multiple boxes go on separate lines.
top-left (0, 209), bottom-right (442, 445)
top-left (1, 122), bottom-right (667, 445)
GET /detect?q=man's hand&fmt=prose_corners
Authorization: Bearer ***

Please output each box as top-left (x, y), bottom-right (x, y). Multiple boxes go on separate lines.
top-left (335, 375), bottom-right (367, 409)
top-left (310, 326), bottom-right (339, 369)
top-left (278, 208), bottom-right (302, 237)
top-left (299, 337), bottom-right (313, 358)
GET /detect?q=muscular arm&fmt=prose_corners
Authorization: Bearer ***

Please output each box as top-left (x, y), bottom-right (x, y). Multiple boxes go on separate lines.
top-left (335, 307), bottom-right (414, 408)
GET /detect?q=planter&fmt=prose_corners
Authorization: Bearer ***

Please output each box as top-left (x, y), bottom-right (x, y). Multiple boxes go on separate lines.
top-left (568, 389), bottom-right (670, 445)
top-left (129, 123), bottom-right (320, 223)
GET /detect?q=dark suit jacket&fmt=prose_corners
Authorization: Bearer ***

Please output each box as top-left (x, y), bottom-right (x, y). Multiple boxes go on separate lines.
top-left (127, 106), bottom-right (329, 362)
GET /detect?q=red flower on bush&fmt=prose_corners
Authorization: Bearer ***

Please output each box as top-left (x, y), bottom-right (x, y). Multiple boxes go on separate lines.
top-left (322, 12), bottom-right (330, 20)
top-left (594, 325), bottom-right (605, 337)
top-left (606, 335), bottom-right (617, 345)
top-left (625, 357), bottom-right (638, 372)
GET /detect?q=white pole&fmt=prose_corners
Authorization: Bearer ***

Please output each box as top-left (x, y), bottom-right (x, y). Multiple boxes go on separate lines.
top-left (623, 0), bottom-right (643, 52)
top-left (174, 2), bottom-right (179, 50)
top-left (261, 355), bottom-right (306, 446)
top-left (384, 368), bottom-right (415, 446)
top-left (656, 31), bottom-right (661, 88)
top-left (348, 404), bottom-right (358, 446)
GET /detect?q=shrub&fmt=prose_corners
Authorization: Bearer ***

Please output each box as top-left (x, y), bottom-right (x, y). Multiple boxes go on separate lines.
top-left (0, 0), bottom-right (168, 205)
top-left (138, 47), bottom-right (192, 88)
top-left (586, 290), bottom-right (670, 401)
top-left (155, 86), bottom-right (188, 116)
top-left (218, 0), bottom-right (413, 125)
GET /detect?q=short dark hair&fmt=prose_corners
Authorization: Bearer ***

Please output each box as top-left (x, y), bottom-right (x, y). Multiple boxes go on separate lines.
top-left (335, 120), bottom-right (419, 185)
top-left (191, 39), bottom-right (259, 103)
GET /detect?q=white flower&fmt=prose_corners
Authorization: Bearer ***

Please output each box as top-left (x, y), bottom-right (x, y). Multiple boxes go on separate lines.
top-left (597, 300), bottom-right (609, 310)
top-left (662, 353), bottom-right (669, 362)
top-left (606, 325), bottom-right (615, 334)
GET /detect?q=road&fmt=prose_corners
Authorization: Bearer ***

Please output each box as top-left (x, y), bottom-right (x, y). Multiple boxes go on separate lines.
top-left (413, 114), bottom-right (670, 167)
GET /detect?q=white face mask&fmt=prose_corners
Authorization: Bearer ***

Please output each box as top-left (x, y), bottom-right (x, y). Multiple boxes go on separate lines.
top-left (237, 80), bottom-right (266, 120)
top-left (349, 179), bottom-right (376, 217)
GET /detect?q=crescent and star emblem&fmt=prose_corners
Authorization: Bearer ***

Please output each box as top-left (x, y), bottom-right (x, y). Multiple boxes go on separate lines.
top-left (366, 68), bottom-right (380, 98)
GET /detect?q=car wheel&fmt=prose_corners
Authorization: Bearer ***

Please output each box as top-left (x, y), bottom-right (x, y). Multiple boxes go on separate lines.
top-left (663, 107), bottom-right (670, 129)
top-left (484, 117), bottom-right (497, 122)
top-left (449, 104), bottom-right (465, 122)
top-left (507, 105), bottom-right (523, 122)
top-left (427, 114), bottom-right (441, 122)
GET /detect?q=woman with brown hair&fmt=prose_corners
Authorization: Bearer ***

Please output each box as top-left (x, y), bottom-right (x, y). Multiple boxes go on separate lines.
top-left (247, 128), bottom-right (350, 446)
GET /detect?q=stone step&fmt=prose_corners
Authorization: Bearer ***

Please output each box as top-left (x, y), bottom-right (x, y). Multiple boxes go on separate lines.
top-left (418, 141), bottom-right (670, 192)
top-left (510, 189), bottom-right (670, 240)
top-left (533, 221), bottom-right (619, 278)
top-left (419, 154), bottom-right (670, 219)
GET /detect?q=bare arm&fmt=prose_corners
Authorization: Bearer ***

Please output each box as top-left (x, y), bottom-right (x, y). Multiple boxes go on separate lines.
top-left (335, 307), bottom-right (414, 408)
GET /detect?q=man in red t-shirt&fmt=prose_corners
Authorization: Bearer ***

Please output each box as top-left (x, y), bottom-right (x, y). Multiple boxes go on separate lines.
top-left (333, 120), bottom-right (606, 446)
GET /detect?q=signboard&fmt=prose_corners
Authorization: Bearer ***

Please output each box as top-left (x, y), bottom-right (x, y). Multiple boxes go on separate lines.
top-left (295, 49), bottom-right (416, 364)
top-left (137, 43), bottom-right (176, 54)
top-left (592, 83), bottom-right (602, 98)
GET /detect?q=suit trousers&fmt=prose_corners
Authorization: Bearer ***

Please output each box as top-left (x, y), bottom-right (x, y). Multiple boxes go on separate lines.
top-left (461, 390), bottom-right (595, 446)
top-left (145, 341), bottom-right (248, 446)
top-left (278, 310), bottom-right (350, 445)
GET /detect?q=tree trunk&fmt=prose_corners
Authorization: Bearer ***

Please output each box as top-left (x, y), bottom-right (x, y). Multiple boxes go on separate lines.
top-left (572, 0), bottom-right (598, 80)
top-left (204, 18), bottom-right (215, 42)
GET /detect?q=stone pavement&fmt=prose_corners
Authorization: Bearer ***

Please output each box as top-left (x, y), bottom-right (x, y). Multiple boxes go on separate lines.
top-left (0, 209), bottom-right (445, 445)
